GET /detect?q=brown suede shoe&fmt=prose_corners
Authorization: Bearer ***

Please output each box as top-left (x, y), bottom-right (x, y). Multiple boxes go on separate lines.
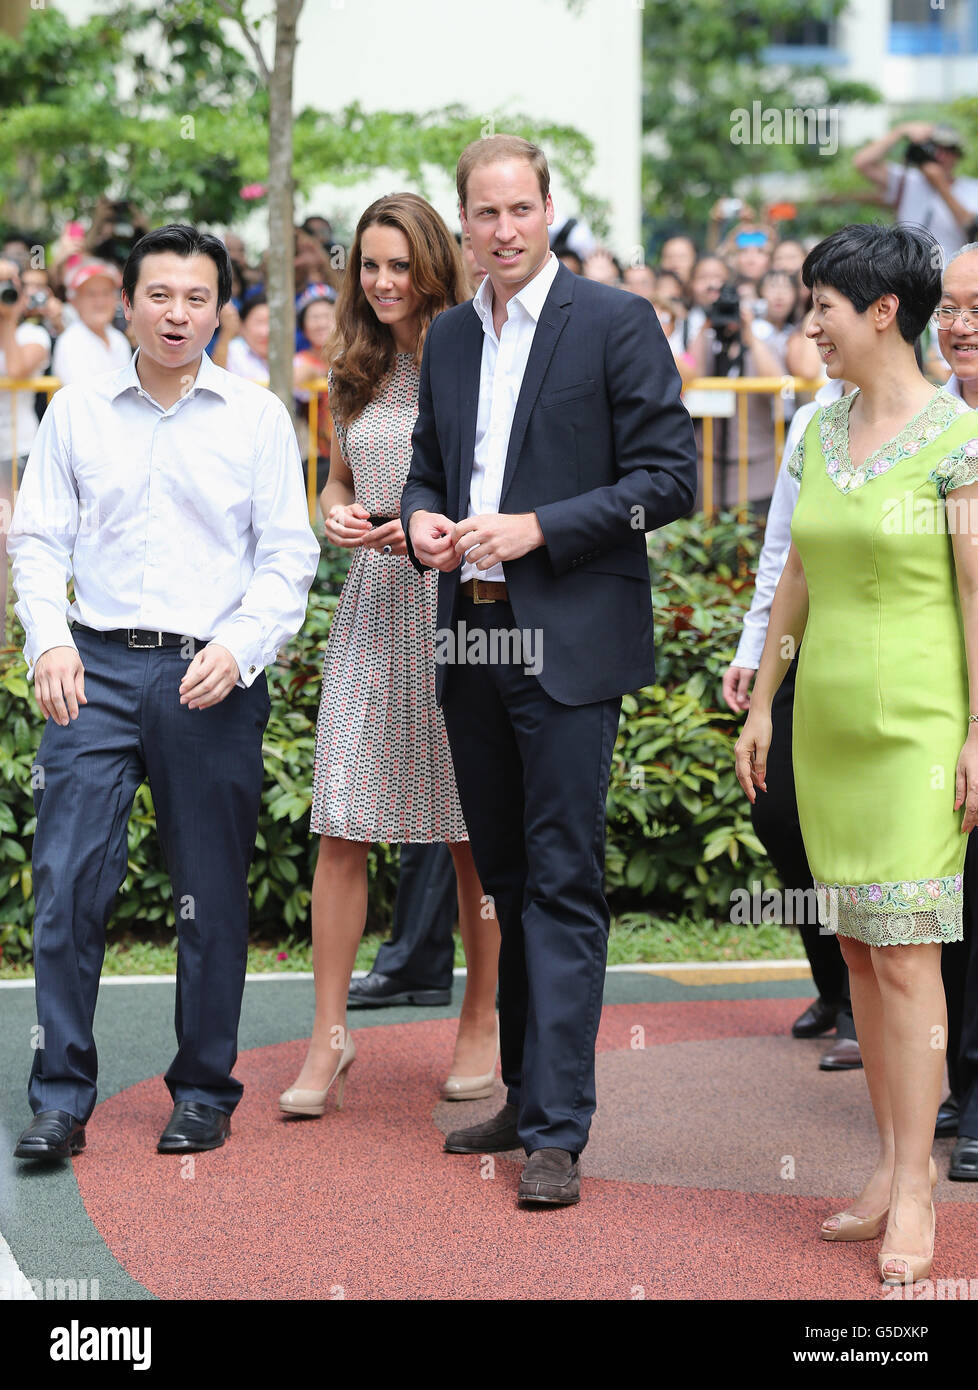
top-left (444, 1103), bottom-right (520, 1154)
top-left (819, 1037), bottom-right (863, 1071)
top-left (518, 1148), bottom-right (581, 1205)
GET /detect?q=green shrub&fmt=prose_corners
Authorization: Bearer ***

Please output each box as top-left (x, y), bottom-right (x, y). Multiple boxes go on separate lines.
top-left (0, 513), bottom-right (778, 963)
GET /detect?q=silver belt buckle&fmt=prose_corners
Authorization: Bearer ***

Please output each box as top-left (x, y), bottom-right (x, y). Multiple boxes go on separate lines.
top-left (128, 629), bottom-right (163, 649)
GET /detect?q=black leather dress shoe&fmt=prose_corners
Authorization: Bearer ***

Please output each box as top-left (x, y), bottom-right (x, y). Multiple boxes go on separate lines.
top-left (444, 1102), bottom-right (520, 1154)
top-left (348, 971), bottom-right (451, 1009)
top-left (819, 1037), bottom-right (863, 1071)
top-left (157, 1102), bottom-right (231, 1153)
top-left (792, 997), bottom-right (838, 1038)
top-left (518, 1148), bottom-right (581, 1206)
top-left (948, 1135), bottom-right (978, 1181)
top-left (13, 1110), bottom-right (85, 1160)
top-left (936, 1095), bottom-right (960, 1138)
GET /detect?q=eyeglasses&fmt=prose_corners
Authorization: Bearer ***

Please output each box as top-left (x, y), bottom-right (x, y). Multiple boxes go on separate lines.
top-left (932, 305), bottom-right (978, 330)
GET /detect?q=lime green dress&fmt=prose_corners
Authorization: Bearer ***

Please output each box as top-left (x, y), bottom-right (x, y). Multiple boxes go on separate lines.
top-left (786, 386), bottom-right (978, 945)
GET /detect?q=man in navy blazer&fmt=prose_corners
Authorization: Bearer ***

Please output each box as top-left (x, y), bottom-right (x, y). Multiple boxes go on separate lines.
top-left (401, 136), bottom-right (697, 1205)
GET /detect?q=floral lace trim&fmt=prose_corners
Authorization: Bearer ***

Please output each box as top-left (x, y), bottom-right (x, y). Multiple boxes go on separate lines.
top-left (818, 387), bottom-right (967, 495)
top-left (785, 434), bottom-right (804, 483)
top-left (813, 874), bottom-right (963, 945)
top-left (928, 437), bottom-right (978, 498)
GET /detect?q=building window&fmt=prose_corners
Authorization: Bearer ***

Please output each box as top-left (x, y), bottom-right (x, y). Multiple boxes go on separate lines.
top-left (890, 0), bottom-right (978, 55)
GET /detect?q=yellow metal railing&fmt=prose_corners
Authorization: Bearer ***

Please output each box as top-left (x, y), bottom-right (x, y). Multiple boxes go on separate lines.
top-left (2, 374), bottom-right (826, 525)
top-left (0, 378), bottom-right (62, 492)
top-left (684, 376), bottom-right (824, 517)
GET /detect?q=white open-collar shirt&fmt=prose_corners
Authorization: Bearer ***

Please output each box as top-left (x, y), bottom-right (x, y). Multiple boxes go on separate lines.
top-left (8, 348), bottom-right (321, 686)
top-left (462, 251), bottom-right (561, 583)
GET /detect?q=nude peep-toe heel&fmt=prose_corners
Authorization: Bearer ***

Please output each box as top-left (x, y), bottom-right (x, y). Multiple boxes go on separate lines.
top-left (878, 1160), bottom-right (939, 1286)
top-left (821, 1157), bottom-right (937, 1243)
top-left (279, 1034), bottom-right (356, 1116)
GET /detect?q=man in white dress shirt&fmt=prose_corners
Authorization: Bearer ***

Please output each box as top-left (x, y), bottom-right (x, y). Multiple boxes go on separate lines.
top-left (9, 225), bottom-right (320, 1160)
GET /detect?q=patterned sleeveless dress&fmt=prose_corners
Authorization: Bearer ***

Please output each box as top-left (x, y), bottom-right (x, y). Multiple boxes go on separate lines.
top-left (309, 354), bottom-right (468, 842)
top-left (786, 385), bottom-right (978, 945)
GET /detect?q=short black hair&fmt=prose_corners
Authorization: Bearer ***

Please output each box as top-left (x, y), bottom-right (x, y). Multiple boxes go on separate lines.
top-left (239, 289), bottom-right (267, 321)
top-left (123, 224), bottom-right (232, 311)
top-left (801, 223), bottom-right (941, 343)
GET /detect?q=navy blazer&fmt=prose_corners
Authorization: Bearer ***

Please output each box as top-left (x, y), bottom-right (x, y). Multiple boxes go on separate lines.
top-left (401, 262), bottom-right (698, 706)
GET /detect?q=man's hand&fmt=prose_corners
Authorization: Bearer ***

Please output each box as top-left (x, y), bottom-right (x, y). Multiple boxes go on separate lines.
top-left (453, 512), bottom-right (545, 569)
top-left (409, 510), bottom-right (461, 571)
top-left (722, 664), bottom-right (755, 713)
top-left (33, 646), bottom-right (86, 726)
top-left (900, 121), bottom-right (935, 145)
top-left (179, 642), bottom-right (241, 710)
top-left (920, 159), bottom-right (953, 195)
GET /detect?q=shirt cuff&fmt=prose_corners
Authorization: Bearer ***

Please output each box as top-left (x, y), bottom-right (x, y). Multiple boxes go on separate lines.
top-left (208, 622), bottom-right (263, 689)
top-left (24, 620), bottom-right (77, 675)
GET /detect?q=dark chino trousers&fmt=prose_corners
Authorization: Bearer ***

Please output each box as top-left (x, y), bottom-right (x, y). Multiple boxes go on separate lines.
top-left (942, 830), bottom-right (978, 1134)
top-left (441, 595), bottom-right (621, 1156)
top-left (28, 627), bottom-right (269, 1123)
top-left (371, 842), bottom-right (457, 990)
top-left (750, 654), bottom-right (855, 1035)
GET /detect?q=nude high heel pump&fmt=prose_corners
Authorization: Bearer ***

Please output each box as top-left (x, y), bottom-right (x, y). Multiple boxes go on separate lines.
top-left (821, 1157), bottom-right (937, 1243)
top-left (279, 1034), bottom-right (356, 1116)
top-left (442, 1019), bottom-right (500, 1101)
top-left (878, 1160), bottom-right (939, 1286)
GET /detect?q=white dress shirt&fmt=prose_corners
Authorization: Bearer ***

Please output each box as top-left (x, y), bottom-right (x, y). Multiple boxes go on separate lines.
top-left (51, 320), bottom-right (131, 387)
top-left (462, 251), bottom-right (561, 583)
top-left (8, 349), bottom-right (321, 687)
top-left (732, 379), bottom-right (843, 670)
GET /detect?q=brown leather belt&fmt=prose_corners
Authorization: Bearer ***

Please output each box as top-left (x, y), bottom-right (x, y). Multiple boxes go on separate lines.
top-left (459, 578), bottom-right (509, 604)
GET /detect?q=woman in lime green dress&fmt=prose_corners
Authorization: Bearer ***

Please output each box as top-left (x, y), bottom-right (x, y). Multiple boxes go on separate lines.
top-left (735, 224), bottom-right (978, 1287)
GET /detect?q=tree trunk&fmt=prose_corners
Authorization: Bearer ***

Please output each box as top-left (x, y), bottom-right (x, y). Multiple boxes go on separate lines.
top-left (265, 0), bottom-right (303, 413)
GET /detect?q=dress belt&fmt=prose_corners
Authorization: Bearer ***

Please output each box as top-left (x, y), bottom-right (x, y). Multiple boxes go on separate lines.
top-left (459, 578), bottom-right (509, 603)
top-left (71, 622), bottom-right (207, 652)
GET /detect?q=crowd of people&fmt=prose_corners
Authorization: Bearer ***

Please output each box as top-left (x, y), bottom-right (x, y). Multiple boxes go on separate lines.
top-left (4, 124), bottom-right (978, 1293)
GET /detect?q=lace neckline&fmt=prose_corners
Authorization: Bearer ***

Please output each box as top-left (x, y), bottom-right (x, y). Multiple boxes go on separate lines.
top-left (820, 386), bottom-right (964, 494)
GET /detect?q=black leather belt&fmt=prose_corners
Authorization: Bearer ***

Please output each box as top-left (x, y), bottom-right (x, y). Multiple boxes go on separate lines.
top-left (72, 623), bottom-right (207, 653)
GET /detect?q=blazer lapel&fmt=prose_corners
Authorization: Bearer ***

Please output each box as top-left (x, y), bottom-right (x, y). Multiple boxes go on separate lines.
top-left (456, 307), bottom-right (484, 521)
top-left (498, 271), bottom-right (573, 509)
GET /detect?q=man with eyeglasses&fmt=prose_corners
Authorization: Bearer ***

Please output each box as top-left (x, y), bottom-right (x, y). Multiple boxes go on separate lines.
top-left (933, 240), bottom-right (978, 1180)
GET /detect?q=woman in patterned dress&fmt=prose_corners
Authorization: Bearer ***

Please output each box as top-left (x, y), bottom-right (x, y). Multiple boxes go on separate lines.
top-left (280, 194), bottom-right (500, 1115)
top-left (735, 225), bottom-right (978, 1285)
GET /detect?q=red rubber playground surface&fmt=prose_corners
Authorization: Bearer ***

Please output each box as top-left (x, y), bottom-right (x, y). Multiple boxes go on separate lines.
top-left (34, 982), bottom-right (977, 1301)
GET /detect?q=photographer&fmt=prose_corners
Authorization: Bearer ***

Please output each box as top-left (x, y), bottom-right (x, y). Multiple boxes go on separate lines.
top-left (853, 121), bottom-right (978, 262)
top-left (684, 281), bottom-right (784, 510)
top-left (0, 256), bottom-right (51, 638)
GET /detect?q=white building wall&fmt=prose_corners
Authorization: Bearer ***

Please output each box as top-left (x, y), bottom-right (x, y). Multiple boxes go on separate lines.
top-left (58, 0), bottom-right (643, 258)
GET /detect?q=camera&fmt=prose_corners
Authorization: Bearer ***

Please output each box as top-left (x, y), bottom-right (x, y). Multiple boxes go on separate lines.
top-left (905, 140), bottom-right (940, 167)
top-left (0, 279), bottom-right (19, 305)
top-left (26, 290), bottom-right (48, 312)
top-left (707, 283), bottom-right (742, 340)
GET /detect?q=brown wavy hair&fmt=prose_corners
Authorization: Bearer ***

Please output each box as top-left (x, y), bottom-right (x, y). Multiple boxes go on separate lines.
top-left (328, 193), bottom-right (468, 424)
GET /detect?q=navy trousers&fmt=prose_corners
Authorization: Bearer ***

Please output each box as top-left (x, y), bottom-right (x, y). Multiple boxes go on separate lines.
top-left (371, 842), bottom-right (457, 990)
top-left (28, 627), bottom-right (269, 1122)
top-left (441, 596), bottom-right (621, 1156)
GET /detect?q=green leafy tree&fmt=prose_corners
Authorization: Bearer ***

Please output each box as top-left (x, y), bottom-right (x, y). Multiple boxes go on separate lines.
top-left (641, 0), bottom-right (880, 240)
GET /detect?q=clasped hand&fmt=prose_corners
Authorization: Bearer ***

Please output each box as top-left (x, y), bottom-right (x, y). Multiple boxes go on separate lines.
top-left (409, 510), bottom-right (544, 571)
top-left (325, 502), bottom-right (407, 556)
